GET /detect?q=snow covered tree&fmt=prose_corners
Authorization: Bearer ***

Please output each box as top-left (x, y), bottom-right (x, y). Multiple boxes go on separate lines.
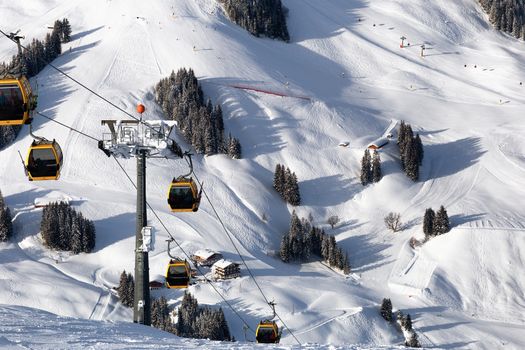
top-left (175, 291), bottom-right (230, 340)
top-left (380, 298), bottom-right (393, 321)
top-left (403, 314), bottom-right (413, 332)
top-left (404, 137), bottom-right (419, 181)
top-left (0, 190), bottom-right (13, 242)
top-left (479, 0), bottom-right (525, 39)
top-left (405, 330), bottom-right (421, 348)
top-left (227, 135), bottom-right (242, 159)
top-left (433, 205), bottom-right (450, 235)
top-left (61, 18), bottom-right (72, 43)
top-left (423, 208), bottom-right (435, 238)
top-left (327, 235), bottom-right (337, 267)
top-left (273, 164), bottom-right (285, 196)
top-left (281, 213), bottom-right (349, 269)
top-left (415, 134), bottom-right (424, 166)
top-left (360, 149), bottom-right (372, 185)
top-left (151, 296), bottom-right (173, 331)
top-left (222, 0), bottom-right (290, 41)
top-left (279, 235), bottom-right (291, 263)
top-left (384, 212), bottom-right (402, 232)
top-left (372, 150), bottom-right (382, 182)
top-left (327, 215), bottom-right (340, 229)
top-left (40, 202), bottom-right (95, 253)
top-left (343, 252), bottom-right (351, 274)
top-left (274, 165), bottom-right (300, 205)
top-left (286, 172), bottom-right (301, 206)
top-left (155, 68), bottom-right (238, 157)
top-left (117, 270), bottom-right (134, 308)
top-left (0, 126), bottom-right (21, 150)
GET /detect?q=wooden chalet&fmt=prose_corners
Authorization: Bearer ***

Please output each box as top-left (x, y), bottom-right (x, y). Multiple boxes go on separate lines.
top-left (367, 137), bottom-right (389, 150)
top-left (191, 249), bottom-right (223, 267)
top-left (212, 259), bottom-right (241, 280)
top-left (149, 280), bottom-right (164, 290)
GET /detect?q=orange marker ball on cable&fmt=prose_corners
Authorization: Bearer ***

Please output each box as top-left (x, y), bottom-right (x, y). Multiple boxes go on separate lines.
top-left (137, 103), bottom-right (145, 114)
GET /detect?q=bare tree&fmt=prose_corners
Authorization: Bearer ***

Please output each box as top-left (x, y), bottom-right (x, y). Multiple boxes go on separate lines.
top-left (327, 215), bottom-right (340, 229)
top-left (384, 212), bottom-right (402, 232)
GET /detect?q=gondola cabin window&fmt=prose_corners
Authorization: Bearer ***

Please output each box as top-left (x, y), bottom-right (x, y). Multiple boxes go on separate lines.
top-left (0, 84), bottom-right (24, 121)
top-left (169, 186), bottom-right (193, 208)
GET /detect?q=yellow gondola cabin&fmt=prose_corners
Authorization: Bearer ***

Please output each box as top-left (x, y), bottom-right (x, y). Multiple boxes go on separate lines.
top-left (25, 139), bottom-right (63, 181)
top-left (255, 320), bottom-right (280, 343)
top-left (167, 177), bottom-right (201, 212)
top-left (165, 259), bottom-right (191, 289)
top-left (0, 76), bottom-right (36, 125)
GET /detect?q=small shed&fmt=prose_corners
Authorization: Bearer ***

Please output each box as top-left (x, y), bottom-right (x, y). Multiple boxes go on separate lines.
top-left (367, 137), bottom-right (389, 150)
top-left (212, 259), bottom-right (241, 280)
top-left (149, 281), bottom-right (164, 290)
top-left (191, 249), bottom-right (223, 267)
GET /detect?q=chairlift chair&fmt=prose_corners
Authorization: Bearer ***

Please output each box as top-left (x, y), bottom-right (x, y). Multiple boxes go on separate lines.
top-left (0, 76), bottom-right (36, 125)
top-left (255, 320), bottom-right (280, 343)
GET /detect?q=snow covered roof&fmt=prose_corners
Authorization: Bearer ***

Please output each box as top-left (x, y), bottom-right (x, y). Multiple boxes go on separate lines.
top-left (367, 137), bottom-right (389, 149)
top-left (212, 259), bottom-right (238, 269)
top-left (193, 249), bottom-right (220, 260)
top-left (34, 192), bottom-right (72, 207)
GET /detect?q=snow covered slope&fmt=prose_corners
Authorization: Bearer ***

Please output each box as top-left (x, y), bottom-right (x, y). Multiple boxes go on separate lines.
top-left (0, 304), bottom-right (406, 349)
top-left (1, 0), bottom-right (524, 348)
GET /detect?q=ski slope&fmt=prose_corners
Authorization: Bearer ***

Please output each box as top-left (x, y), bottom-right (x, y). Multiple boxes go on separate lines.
top-left (1, 0), bottom-right (525, 348)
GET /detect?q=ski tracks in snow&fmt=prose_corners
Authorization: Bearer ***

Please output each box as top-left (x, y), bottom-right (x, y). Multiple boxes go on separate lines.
top-left (294, 308), bottom-right (363, 336)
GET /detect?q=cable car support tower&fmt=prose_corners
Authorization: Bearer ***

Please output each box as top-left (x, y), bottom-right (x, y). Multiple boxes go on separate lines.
top-left (99, 104), bottom-right (179, 325)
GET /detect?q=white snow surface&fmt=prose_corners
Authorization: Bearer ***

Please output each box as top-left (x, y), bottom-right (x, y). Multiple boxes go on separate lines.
top-left (0, 0), bottom-right (525, 349)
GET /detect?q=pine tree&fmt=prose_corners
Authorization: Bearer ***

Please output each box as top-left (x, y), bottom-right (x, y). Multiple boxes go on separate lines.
top-left (380, 298), bottom-right (393, 321)
top-left (287, 172), bottom-right (301, 206)
top-left (404, 138), bottom-right (419, 181)
top-left (396, 310), bottom-right (405, 325)
top-left (423, 208), bottom-right (435, 238)
top-left (0, 190), bottom-right (13, 242)
top-left (71, 215), bottom-right (83, 254)
top-left (321, 235), bottom-right (330, 261)
top-left (415, 134), bottom-right (424, 165)
top-left (289, 211), bottom-right (303, 259)
top-left (398, 120), bottom-right (406, 146)
top-left (343, 252), bottom-right (351, 274)
top-left (433, 205), bottom-right (450, 235)
top-left (217, 307), bottom-right (231, 341)
top-left (228, 136), bottom-right (242, 159)
top-left (328, 235), bottom-right (337, 267)
top-left (405, 331), bottom-right (421, 347)
top-left (372, 150), bottom-right (382, 183)
top-left (154, 68), bottom-right (234, 157)
top-left (118, 270), bottom-right (133, 308)
top-left (279, 235), bottom-right (290, 262)
top-left (360, 149), bottom-right (372, 185)
top-left (61, 18), bottom-right (72, 43)
top-left (151, 296), bottom-right (171, 330)
top-left (273, 164), bottom-right (284, 196)
top-left (404, 314), bottom-right (413, 332)
top-left (223, 0), bottom-right (289, 41)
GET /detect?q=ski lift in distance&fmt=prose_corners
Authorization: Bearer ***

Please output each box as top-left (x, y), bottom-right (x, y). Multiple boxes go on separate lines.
top-left (23, 125), bottom-right (63, 181)
top-left (165, 238), bottom-right (191, 289)
top-left (167, 153), bottom-right (202, 212)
